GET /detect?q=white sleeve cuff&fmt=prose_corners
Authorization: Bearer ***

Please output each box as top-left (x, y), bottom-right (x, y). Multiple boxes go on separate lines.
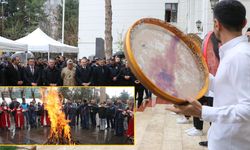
top-left (202, 105), bottom-right (215, 122)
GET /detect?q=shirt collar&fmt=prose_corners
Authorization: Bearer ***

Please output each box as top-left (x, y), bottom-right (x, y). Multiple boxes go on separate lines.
top-left (219, 35), bottom-right (248, 59)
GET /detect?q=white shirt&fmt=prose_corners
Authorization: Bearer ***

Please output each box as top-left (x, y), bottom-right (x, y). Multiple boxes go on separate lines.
top-left (202, 36), bottom-right (250, 150)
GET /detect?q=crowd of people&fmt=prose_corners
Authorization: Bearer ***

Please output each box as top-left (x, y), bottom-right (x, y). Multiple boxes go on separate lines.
top-left (0, 55), bottom-right (132, 86)
top-left (0, 98), bottom-right (134, 140)
top-left (0, 55), bottom-right (151, 108)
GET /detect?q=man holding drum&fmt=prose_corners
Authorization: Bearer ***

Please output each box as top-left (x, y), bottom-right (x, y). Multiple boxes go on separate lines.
top-left (167, 0), bottom-right (250, 150)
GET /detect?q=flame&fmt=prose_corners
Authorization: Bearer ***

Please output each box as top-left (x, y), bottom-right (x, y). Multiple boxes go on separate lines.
top-left (40, 88), bottom-right (74, 144)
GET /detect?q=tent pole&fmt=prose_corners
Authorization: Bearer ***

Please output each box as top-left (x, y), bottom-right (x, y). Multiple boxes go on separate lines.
top-left (61, 0), bottom-right (65, 56)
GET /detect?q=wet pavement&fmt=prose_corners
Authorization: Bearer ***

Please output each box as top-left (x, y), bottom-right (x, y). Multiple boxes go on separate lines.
top-left (0, 126), bottom-right (130, 145)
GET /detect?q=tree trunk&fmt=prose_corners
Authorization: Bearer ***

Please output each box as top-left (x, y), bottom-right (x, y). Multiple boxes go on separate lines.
top-left (104, 0), bottom-right (113, 59)
top-left (100, 88), bottom-right (106, 103)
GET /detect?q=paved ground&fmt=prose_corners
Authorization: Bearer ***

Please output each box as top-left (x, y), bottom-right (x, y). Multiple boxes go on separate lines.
top-left (0, 126), bottom-right (129, 145)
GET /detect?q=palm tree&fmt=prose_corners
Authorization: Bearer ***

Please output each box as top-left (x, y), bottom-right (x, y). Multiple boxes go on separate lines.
top-left (104, 0), bottom-right (113, 59)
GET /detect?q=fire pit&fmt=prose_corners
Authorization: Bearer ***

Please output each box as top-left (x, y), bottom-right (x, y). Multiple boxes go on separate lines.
top-left (41, 88), bottom-right (78, 145)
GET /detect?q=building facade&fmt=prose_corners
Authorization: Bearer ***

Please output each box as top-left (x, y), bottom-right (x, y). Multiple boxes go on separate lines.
top-left (78, 0), bottom-right (250, 58)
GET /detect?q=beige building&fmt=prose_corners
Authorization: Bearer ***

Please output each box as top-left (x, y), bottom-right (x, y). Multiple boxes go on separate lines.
top-left (78, 0), bottom-right (250, 57)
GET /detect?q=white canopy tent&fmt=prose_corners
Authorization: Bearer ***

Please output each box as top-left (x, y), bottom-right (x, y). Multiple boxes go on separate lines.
top-left (0, 36), bottom-right (27, 52)
top-left (16, 28), bottom-right (79, 58)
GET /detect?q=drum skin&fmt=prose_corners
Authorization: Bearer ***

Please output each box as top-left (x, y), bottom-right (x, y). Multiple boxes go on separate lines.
top-left (124, 18), bottom-right (209, 104)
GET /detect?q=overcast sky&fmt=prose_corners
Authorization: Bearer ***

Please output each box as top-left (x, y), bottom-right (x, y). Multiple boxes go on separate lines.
top-left (106, 87), bottom-right (134, 98)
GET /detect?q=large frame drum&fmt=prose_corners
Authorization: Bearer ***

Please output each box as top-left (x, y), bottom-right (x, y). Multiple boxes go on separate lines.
top-left (124, 18), bottom-right (209, 104)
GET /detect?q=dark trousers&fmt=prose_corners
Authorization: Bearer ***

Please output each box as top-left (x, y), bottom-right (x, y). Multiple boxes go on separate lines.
top-left (76, 114), bottom-right (80, 126)
top-left (107, 116), bottom-right (114, 128)
top-left (90, 113), bottom-right (96, 126)
top-left (193, 96), bottom-right (213, 130)
top-left (144, 88), bottom-right (152, 98)
top-left (81, 114), bottom-right (89, 129)
top-left (135, 85), bottom-right (144, 108)
top-left (23, 111), bottom-right (30, 127)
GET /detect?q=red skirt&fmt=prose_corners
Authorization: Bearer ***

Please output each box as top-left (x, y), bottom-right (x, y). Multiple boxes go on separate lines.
top-left (126, 117), bottom-right (134, 137)
top-left (15, 111), bottom-right (24, 128)
top-left (0, 112), bottom-right (11, 128)
top-left (41, 111), bottom-right (51, 126)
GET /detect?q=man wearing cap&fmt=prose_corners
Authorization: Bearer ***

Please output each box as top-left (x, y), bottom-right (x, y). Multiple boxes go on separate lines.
top-left (61, 59), bottom-right (76, 86)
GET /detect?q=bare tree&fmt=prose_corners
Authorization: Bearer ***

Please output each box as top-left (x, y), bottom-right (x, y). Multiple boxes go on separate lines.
top-left (104, 0), bottom-right (113, 59)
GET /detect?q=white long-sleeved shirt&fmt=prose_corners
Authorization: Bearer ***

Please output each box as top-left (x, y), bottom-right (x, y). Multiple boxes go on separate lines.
top-left (201, 36), bottom-right (250, 150)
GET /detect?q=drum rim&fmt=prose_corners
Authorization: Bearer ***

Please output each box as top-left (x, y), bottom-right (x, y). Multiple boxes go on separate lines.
top-left (124, 18), bottom-right (209, 104)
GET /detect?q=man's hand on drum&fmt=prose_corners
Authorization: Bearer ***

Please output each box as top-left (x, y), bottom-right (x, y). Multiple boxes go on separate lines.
top-left (166, 98), bottom-right (202, 118)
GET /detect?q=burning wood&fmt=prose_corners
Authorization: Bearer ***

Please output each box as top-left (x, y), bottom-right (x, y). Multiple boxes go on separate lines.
top-left (40, 88), bottom-right (76, 145)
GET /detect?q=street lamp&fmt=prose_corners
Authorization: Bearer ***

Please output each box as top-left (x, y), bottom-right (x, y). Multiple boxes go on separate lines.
top-left (1, 0), bottom-right (8, 32)
top-left (210, 0), bottom-right (219, 10)
top-left (196, 20), bottom-right (203, 32)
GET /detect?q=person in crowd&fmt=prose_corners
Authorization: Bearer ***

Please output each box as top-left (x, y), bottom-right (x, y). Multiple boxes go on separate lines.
top-left (89, 99), bottom-right (98, 127)
top-left (64, 101), bottom-right (71, 120)
top-left (76, 101), bottom-right (81, 126)
top-left (0, 57), bottom-right (8, 85)
top-left (119, 61), bottom-right (135, 86)
top-left (114, 56), bottom-right (123, 68)
top-left (166, 1), bottom-right (250, 150)
top-left (109, 58), bottom-right (121, 86)
top-left (37, 102), bottom-right (43, 126)
top-left (21, 98), bottom-right (29, 129)
top-left (98, 102), bottom-right (107, 131)
top-left (79, 100), bottom-right (90, 129)
top-left (12, 103), bottom-right (24, 129)
top-left (40, 103), bottom-right (50, 127)
top-left (93, 58), bottom-right (111, 86)
top-left (28, 101), bottom-right (37, 128)
top-left (75, 58), bottom-right (93, 86)
top-left (134, 78), bottom-right (145, 108)
top-left (56, 56), bottom-right (66, 70)
top-left (106, 100), bottom-right (115, 129)
top-left (42, 59), bottom-right (61, 86)
top-left (114, 100), bottom-right (125, 136)
top-left (0, 101), bottom-right (11, 130)
top-left (23, 58), bottom-right (41, 86)
top-left (68, 103), bottom-right (78, 127)
top-left (61, 59), bottom-right (76, 86)
top-left (5, 56), bottom-right (24, 86)
top-left (9, 98), bottom-right (20, 124)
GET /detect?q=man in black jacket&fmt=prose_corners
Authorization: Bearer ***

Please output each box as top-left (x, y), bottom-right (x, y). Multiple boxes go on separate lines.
top-left (5, 56), bottom-right (24, 86)
top-left (93, 58), bottom-right (111, 86)
top-left (119, 61), bottom-right (135, 86)
top-left (109, 59), bottom-right (121, 86)
top-left (42, 59), bottom-right (61, 86)
top-left (23, 58), bottom-right (41, 86)
top-left (75, 58), bottom-right (93, 86)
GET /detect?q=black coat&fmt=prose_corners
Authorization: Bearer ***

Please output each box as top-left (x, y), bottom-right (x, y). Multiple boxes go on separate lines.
top-left (93, 65), bottom-right (111, 86)
top-left (42, 67), bottom-right (61, 86)
top-left (23, 65), bottom-right (41, 86)
top-left (119, 67), bottom-right (135, 86)
top-left (109, 64), bottom-right (122, 85)
top-left (75, 66), bottom-right (93, 85)
top-left (98, 106), bottom-right (106, 119)
top-left (4, 63), bottom-right (24, 86)
top-left (0, 62), bottom-right (7, 86)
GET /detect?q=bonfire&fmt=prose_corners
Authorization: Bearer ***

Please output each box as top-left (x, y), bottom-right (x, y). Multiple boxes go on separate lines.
top-left (40, 88), bottom-right (75, 145)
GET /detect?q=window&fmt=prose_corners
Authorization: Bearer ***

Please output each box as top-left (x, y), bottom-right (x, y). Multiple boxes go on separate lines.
top-left (165, 3), bottom-right (178, 23)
